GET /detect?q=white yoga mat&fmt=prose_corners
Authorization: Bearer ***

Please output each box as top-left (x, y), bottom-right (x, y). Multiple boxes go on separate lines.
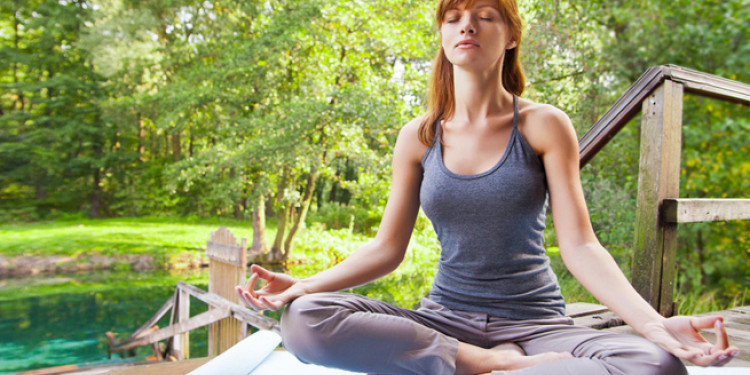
top-left (187, 330), bottom-right (363, 375)
top-left (190, 330), bottom-right (746, 375)
top-left (686, 367), bottom-right (750, 375)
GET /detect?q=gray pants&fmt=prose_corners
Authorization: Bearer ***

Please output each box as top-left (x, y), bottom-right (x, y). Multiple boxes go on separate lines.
top-left (280, 293), bottom-right (687, 375)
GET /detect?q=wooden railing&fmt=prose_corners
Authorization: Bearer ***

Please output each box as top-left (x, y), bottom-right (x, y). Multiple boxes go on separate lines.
top-left (577, 64), bottom-right (750, 316)
top-left (106, 281), bottom-right (279, 360)
top-left (106, 227), bottom-right (279, 361)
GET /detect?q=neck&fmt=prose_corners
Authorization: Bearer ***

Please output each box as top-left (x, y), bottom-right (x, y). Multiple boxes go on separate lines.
top-left (451, 65), bottom-right (513, 123)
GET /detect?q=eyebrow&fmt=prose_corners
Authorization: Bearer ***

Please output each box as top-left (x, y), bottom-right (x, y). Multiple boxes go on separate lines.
top-left (445, 4), bottom-right (499, 12)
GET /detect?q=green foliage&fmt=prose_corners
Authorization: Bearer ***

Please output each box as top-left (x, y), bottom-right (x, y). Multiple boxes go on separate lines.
top-left (0, 0), bottom-right (747, 310)
top-left (306, 202), bottom-right (382, 235)
top-left (676, 100), bottom-right (749, 305)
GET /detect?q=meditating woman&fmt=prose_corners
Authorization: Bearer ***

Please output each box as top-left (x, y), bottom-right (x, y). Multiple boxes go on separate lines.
top-left (236, 0), bottom-right (739, 374)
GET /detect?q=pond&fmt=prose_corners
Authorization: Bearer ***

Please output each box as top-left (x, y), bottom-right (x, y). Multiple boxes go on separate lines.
top-left (0, 269), bottom-right (220, 374)
top-left (0, 254), bottom-right (443, 374)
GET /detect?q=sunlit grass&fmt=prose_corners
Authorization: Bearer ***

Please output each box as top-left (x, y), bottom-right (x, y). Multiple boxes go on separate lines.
top-left (0, 217), bottom-right (254, 257)
top-left (0, 217), bottom-right (743, 314)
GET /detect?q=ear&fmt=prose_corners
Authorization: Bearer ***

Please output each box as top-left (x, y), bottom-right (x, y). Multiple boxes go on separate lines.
top-left (506, 40), bottom-right (517, 50)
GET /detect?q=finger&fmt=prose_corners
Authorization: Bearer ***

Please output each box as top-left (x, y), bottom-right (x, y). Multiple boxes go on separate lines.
top-left (711, 354), bottom-right (731, 367)
top-left (238, 288), bottom-right (268, 310)
top-left (244, 272), bottom-right (259, 294)
top-left (236, 288), bottom-right (258, 309)
top-left (711, 348), bottom-right (739, 367)
top-left (714, 319), bottom-right (729, 350)
top-left (667, 346), bottom-right (703, 363)
top-left (236, 283), bottom-right (264, 309)
top-left (686, 349), bottom-right (736, 367)
top-left (235, 286), bottom-right (267, 310)
top-left (236, 289), bottom-right (255, 309)
top-left (260, 296), bottom-right (284, 311)
top-left (690, 315), bottom-right (723, 331)
top-left (688, 353), bottom-right (720, 367)
top-left (250, 264), bottom-right (274, 281)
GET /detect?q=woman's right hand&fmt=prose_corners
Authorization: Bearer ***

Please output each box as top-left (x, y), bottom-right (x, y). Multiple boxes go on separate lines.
top-left (235, 264), bottom-right (306, 311)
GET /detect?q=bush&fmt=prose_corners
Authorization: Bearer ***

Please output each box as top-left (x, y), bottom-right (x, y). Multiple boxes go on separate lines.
top-left (306, 203), bottom-right (382, 235)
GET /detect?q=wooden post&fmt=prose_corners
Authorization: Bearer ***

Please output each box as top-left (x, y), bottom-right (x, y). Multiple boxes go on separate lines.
top-left (632, 80), bottom-right (684, 317)
top-left (171, 286), bottom-right (191, 359)
top-left (207, 227), bottom-right (247, 356)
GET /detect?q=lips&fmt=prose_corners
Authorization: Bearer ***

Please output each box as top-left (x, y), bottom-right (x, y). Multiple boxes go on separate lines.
top-left (456, 39), bottom-right (479, 48)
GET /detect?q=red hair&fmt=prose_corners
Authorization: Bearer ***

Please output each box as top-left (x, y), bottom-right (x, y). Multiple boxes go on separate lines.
top-left (418, 0), bottom-right (525, 146)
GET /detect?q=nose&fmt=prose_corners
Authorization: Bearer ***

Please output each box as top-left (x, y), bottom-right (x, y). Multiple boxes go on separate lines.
top-left (460, 15), bottom-right (476, 34)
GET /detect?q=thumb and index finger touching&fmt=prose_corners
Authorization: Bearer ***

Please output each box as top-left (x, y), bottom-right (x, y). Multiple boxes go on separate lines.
top-left (666, 315), bottom-right (740, 366)
top-left (693, 316), bottom-right (731, 347)
top-left (236, 264), bottom-right (292, 311)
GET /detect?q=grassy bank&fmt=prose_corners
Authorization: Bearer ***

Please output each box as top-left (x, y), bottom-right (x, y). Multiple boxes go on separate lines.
top-left (1, 216), bottom-right (738, 314)
top-left (0, 216), bottom-right (255, 258)
top-left (0, 216), bottom-right (597, 309)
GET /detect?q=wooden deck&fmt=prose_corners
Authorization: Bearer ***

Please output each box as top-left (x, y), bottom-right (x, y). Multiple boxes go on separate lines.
top-left (23, 303), bottom-right (748, 375)
top-left (569, 304), bottom-right (750, 367)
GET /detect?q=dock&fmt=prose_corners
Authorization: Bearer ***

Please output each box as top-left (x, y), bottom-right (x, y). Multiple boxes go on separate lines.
top-left (17, 302), bottom-right (748, 375)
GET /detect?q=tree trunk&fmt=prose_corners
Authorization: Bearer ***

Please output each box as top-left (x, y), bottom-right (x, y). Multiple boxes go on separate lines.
top-left (251, 194), bottom-right (268, 255)
top-left (230, 168), bottom-right (242, 219)
top-left (35, 172), bottom-right (47, 201)
top-left (138, 112), bottom-right (146, 161)
top-left (91, 167), bottom-right (101, 218)
top-left (13, 10), bottom-right (25, 111)
top-left (283, 172), bottom-right (317, 259)
top-left (269, 203), bottom-right (290, 261)
top-left (269, 172), bottom-right (290, 262)
top-left (172, 130), bottom-right (182, 161)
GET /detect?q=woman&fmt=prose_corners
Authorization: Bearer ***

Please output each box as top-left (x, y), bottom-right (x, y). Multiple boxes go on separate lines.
top-left (236, 0), bottom-right (739, 374)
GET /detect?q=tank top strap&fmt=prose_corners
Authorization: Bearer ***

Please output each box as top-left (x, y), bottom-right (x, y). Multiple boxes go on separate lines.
top-left (512, 95), bottom-right (519, 129)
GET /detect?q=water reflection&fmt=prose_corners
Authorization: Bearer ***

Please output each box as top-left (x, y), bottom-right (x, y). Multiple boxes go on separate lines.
top-left (0, 269), bottom-right (209, 374)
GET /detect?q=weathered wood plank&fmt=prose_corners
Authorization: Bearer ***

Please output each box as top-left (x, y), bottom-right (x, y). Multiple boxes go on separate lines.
top-left (206, 241), bottom-right (245, 266)
top-left (579, 65), bottom-right (750, 168)
top-left (662, 199), bottom-right (750, 223)
top-left (602, 306), bottom-right (750, 367)
top-left (665, 65), bottom-right (750, 105)
top-left (632, 81), bottom-right (684, 316)
top-left (113, 308), bottom-right (230, 353)
top-left (207, 227), bottom-right (247, 355)
top-left (566, 302), bottom-right (609, 318)
top-left (579, 66), bottom-right (666, 167)
top-left (177, 281), bottom-right (279, 332)
top-left (126, 294), bottom-right (175, 341)
top-left (171, 286), bottom-right (191, 360)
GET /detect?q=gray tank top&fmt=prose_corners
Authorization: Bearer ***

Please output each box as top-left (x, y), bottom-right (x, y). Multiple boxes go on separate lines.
top-left (420, 96), bottom-right (565, 319)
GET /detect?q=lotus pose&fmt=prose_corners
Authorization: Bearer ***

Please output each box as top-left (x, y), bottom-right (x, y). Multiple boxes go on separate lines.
top-left (237, 0), bottom-right (739, 373)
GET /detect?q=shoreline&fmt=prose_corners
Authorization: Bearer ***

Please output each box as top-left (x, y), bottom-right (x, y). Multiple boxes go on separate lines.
top-left (0, 252), bottom-right (209, 277)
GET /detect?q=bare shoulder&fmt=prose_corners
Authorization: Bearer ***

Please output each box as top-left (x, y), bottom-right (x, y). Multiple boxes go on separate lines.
top-left (394, 117), bottom-right (430, 165)
top-left (516, 99), bottom-right (577, 155)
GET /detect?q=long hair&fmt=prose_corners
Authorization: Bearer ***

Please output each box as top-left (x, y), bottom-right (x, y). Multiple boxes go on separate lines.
top-left (418, 0), bottom-right (525, 146)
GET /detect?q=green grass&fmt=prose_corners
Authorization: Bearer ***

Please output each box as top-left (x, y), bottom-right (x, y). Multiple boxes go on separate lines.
top-left (0, 216), bottom-right (257, 258)
top-left (0, 268), bottom-right (209, 301)
top-left (0, 217), bottom-right (741, 315)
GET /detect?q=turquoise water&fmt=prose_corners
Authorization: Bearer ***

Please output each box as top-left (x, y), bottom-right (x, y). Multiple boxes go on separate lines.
top-left (0, 270), bottom-right (211, 374)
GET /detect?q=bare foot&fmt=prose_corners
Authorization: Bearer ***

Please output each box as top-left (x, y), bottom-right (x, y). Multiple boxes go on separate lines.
top-left (456, 341), bottom-right (571, 375)
top-left (489, 342), bottom-right (571, 371)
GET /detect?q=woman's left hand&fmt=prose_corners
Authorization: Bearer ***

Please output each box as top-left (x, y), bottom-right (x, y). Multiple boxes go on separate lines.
top-left (642, 315), bottom-right (739, 366)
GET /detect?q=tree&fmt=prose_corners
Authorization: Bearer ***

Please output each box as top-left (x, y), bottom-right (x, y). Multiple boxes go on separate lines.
top-left (0, 0), bottom-right (108, 219)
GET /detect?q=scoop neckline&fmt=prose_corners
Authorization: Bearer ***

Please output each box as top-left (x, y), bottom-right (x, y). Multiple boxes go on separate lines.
top-left (436, 126), bottom-right (517, 179)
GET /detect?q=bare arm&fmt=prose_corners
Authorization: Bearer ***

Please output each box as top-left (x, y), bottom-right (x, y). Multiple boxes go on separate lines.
top-left (237, 119), bottom-right (427, 310)
top-left (520, 103), bottom-right (738, 366)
